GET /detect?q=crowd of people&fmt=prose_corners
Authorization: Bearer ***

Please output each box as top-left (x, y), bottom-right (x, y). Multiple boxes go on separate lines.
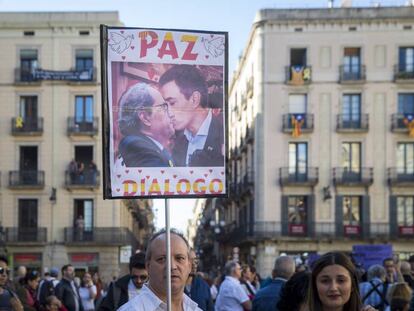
top-left (1, 231), bottom-right (414, 311)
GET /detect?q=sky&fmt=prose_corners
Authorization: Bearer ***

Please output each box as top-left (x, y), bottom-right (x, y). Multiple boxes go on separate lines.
top-left (0, 0), bottom-right (407, 232)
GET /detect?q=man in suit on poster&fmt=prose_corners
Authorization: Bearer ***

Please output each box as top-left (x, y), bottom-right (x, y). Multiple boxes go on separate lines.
top-left (117, 83), bottom-right (175, 167)
top-left (159, 65), bottom-right (224, 167)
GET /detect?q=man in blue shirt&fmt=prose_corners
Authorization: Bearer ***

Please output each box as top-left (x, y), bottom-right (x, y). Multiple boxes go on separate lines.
top-left (185, 250), bottom-right (213, 311)
top-left (359, 264), bottom-right (389, 311)
top-left (252, 256), bottom-right (295, 311)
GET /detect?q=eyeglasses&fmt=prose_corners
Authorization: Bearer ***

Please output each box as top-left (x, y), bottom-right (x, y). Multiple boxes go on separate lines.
top-left (131, 275), bottom-right (148, 281)
top-left (0, 267), bottom-right (10, 275)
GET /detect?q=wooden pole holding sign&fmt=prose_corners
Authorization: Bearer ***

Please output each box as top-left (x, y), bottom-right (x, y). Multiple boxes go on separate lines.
top-left (165, 198), bottom-right (172, 311)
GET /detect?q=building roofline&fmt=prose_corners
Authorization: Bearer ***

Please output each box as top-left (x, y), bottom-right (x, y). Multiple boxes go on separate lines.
top-left (230, 6), bottom-right (414, 91)
top-left (255, 6), bottom-right (414, 24)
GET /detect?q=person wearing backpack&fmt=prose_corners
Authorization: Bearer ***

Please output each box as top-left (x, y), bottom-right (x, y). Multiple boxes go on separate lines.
top-left (38, 268), bottom-right (59, 308)
top-left (97, 253), bottom-right (147, 311)
top-left (360, 264), bottom-right (390, 311)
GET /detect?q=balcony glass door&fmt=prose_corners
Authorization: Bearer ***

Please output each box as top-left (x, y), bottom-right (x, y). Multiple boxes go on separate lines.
top-left (397, 197), bottom-right (414, 235)
top-left (19, 146), bottom-right (38, 185)
top-left (18, 199), bottom-right (38, 241)
top-left (342, 94), bottom-right (361, 128)
top-left (20, 49), bottom-right (38, 81)
top-left (75, 49), bottom-right (93, 72)
top-left (74, 199), bottom-right (94, 241)
top-left (288, 196), bottom-right (307, 235)
top-left (289, 143), bottom-right (308, 182)
top-left (397, 143), bottom-right (414, 179)
top-left (342, 196), bottom-right (361, 236)
top-left (20, 96), bottom-right (38, 130)
top-left (343, 48), bottom-right (361, 79)
top-left (399, 47), bottom-right (414, 73)
top-left (75, 96), bottom-right (93, 130)
top-left (341, 142), bottom-right (361, 181)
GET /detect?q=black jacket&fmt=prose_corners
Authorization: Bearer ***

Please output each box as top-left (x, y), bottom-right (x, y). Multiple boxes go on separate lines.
top-left (172, 113), bottom-right (224, 167)
top-left (55, 279), bottom-right (83, 311)
top-left (98, 274), bottom-right (130, 311)
top-left (119, 134), bottom-right (173, 167)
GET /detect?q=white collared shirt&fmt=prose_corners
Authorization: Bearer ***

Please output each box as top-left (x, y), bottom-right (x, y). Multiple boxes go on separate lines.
top-left (184, 109), bottom-right (212, 165)
top-left (127, 279), bottom-right (141, 301)
top-left (117, 284), bottom-right (201, 311)
top-left (215, 276), bottom-right (249, 311)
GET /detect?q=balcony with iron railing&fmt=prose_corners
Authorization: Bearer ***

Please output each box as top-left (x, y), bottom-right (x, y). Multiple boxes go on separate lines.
top-left (67, 117), bottom-right (99, 136)
top-left (279, 167), bottom-right (319, 186)
top-left (11, 117), bottom-right (43, 136)
top-left (64, 227), bottom-right (137, 245)
top-left (4, 227), bottom-right (47, 244)
top-left (217, 221), bottom-right (395, 243)
top-left (9, 171), bottom-right (45, 189)
top-left (333, 167), bottom-right (373, 186)
top-left (388, 168), bottom-right (414, 186)
top-left (14, 68), bottom-right (41, 84)
top-left (14, 67), bottom-right (97, 84)
top-left (339, 65), bottom-right (366, 83)
top-left (391, 114), bottom-right (413, 133)
top-left (65, 170), bottom-right (100, 190)
top-left (282, 114), bottom-right (314, 134)
top-left (394, 65), bottom-right (414, 82)
top-left (285, 65), bottom-right (312, 85)
top-left (336, 114), bottom-right (369, 133)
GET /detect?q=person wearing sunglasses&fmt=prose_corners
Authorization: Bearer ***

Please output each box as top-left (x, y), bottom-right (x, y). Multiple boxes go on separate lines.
top-left (0, 255), bottom-right (23, 311)
top-left (118, 83), bottom-right (176, 168)
top-left (98, 252), bottom-right (148, 311)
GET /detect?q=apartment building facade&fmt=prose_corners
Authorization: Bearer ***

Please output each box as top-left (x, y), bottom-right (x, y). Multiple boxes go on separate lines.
top-left (195, 6), bottom-right (414, 275)
top-left (0, 12), bottom-right (154, 281)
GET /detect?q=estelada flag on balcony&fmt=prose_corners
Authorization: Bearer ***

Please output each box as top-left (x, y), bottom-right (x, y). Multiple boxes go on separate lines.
top-left (403, 114), bottom-right (414, 137)
top-left (291, 115), bottom-right (304, 138)
top-left (100, 26), bottom-right (229, 199)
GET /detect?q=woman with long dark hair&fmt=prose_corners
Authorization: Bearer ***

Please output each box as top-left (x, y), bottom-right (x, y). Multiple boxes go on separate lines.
top-left (308, 252), bottom-right (375, 311)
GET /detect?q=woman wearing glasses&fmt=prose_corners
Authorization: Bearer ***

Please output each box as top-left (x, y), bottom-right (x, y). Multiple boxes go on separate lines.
top-left (79, 273), bottom-right (96, 311)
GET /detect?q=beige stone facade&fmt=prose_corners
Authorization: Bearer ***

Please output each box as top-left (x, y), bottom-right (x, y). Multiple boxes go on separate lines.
top-left (216, 6), bottom-right (414, 276)
top-left (0, 12), bottom-right (153, 282)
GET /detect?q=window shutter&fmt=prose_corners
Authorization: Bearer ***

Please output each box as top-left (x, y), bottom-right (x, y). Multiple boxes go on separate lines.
top-left (389, 196), bottom-right (398, 239)
top-left (361, 196), bottom-right (370, 239)
top-left (335, 196), bottom-right (344, 237)
top-left (307, 194), bottom-right (315, 238)
top-left (281, 196), bottom-right (289, 236)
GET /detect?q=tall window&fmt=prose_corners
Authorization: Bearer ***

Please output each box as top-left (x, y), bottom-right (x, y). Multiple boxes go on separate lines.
top-left (343, 196), bottom-right (361, 235)
top-left (290, 48), bottom-right (307, 67)
top-left (18, 199), bottom-right (38, 241)
top-left (75, 49), bottom-right (93, 71)
top-left (20, 49), bottom-right (38, 81)
top-left (397, 197), bottom-right (414, 227)
top-left (398, 94), bottom-right (414, 115)
top-left (20, 96), bottom-right (38, 128)
top-left (19, 146), bottom-right (38, 185)
top-left (342, 94), bottom-right (361, 127)
top-left (341, 142), bottom-right (361, 173)
top-left (399, 47), bottom-right (414, 73)
top-left (397, 143), bottom-right (414, 175)
top-left (289, 94), bottom-right (307, 114)
top-left (74, 199), bottom-right (93, 231)
top-left (75, 95), bottom-right (93, 124)
top-left (288, 196), bottom-right (307, 235)
top-left (343, 48), bottom-right (361, 77)
top-left (289, 143), bottom-right (308, 177)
